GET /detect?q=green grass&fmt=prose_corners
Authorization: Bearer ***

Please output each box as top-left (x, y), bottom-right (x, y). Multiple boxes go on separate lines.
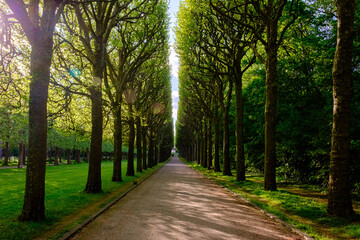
top-left (0, 160), bottom-right (166, 240)
top-left (184, 160), bottom-right (360, 240)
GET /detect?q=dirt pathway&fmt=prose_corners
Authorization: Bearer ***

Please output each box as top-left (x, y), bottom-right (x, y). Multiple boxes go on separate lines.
top-left (71, 157), bottom-right (303, 240)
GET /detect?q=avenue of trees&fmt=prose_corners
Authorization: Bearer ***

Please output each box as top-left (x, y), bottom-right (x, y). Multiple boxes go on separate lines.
top-left (175, 0), bottom-right (359, 218)
top-left (0, 0), bottom-right (173, 221)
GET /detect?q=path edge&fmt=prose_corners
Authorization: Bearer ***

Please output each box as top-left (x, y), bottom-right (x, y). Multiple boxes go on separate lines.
top-left (221, 185), bottom-right (314, 240)
top-left (183, 161), bottom-right (314, 240)
top-left (58, 160), bottom-right (169, 240)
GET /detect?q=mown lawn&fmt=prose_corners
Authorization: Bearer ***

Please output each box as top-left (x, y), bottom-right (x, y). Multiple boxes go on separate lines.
top-left (0, 160), bottom-right (164, 240)
top-left (184, 160), bottom-right (360, 240)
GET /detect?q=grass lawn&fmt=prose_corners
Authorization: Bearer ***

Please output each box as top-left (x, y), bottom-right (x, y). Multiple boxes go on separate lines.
top-left (0, 160), bottom-right (166, 240)
top-left (184, 160), bottom-right (360, 240)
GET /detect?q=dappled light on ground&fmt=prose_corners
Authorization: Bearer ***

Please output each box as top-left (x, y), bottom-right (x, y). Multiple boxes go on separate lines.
top-left (72, 157), bottom-right (301, 240)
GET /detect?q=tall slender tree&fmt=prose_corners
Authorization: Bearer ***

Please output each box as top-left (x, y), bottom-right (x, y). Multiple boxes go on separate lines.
top-left (4, 0), bottom-right (68, 221)
top-left (328, 0), bottom-right (355, 218)
top-left (241, 0), bottom-right (298, 190)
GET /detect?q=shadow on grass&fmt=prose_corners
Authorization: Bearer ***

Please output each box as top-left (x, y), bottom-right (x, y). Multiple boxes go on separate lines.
top-left (185, 160), bottom-right (360, 240)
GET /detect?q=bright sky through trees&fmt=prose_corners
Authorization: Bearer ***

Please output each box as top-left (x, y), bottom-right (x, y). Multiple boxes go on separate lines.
top-left (169, 0), bottom-right (180, 132)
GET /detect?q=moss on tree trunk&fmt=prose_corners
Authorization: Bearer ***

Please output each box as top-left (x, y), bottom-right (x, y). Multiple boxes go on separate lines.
top-left (328, 0), bottom-right (355, 218)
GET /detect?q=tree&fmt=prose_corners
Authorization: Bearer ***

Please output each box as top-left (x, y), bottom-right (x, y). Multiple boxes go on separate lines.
top-left (103, 0), bottom-right (167, 178)
top-left (4, 0), bottom-right (67, 221)
top-left (54, 0), bottom-right (139, 191)
top-left (327, 0), bottom-right (355, 217)
top-left (242, 0), bottom-right (298, 190)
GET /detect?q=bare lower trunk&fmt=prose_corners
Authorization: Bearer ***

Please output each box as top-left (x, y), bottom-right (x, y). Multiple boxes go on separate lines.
top-left (4, 141), bottom-right (9, 166)
top-left (235, 76), bottom-right (245, 181)
top-left (327, 0), bottom-right (354, 217)
top-left (148, 132), bottom-right (154, 168)
top-left (197, 134), bottom-right (201, 165)
top-left (142, 127), bottom-right (147, 170)
top-left (19, 40), bottom-right (52, 221)
top-left (214, 117), bottom-right (221, 172)
top-left (264, 46), bottom-right (278, 191)
top-left (207, 120), bottom-right (212, 170)
top-left (222, 110), bottom-right (232, 176)
top-left (202, 122), bottom-right (208, 168)
top-left (127, 105), bottom-right (135, 176)
top-left (193, 140), bottom-right (197, 162)
top-left (112, 106), bottom-right (123, 182)
top-left (67, 149), bottom-right (71, 165)
top-left (155, 144), bottom-right (159, 165)
top-left (111, 97), bottom-right (122, 182)
top-left (75, 150), bottom-right (81, 164)
top-left (18, 143), bottom-right (24, 168)
top-left (85, 86), bottom-right (103, 193)
top-left (54, 147), bottom-right (59, 166)
top-left (136, 116), bottom-right (142, 173)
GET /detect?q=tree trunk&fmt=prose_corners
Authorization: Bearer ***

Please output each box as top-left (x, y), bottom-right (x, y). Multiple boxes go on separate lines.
top-left (54, 147), bottom-right (59, 166)
top-left (112, 97), bottom-right (123, 181)
top-left (193, 139), bottom-right (197, 162)
top-left (235, 74), bottom-right (246, 181)
top-left (207, 120), bottom-right (212, 170)
top-left (127, 105), bottom-right (135, 176)
top-left (190, 144), bottom-right (194, 162)
top-left (214, 116), bottom-right (221, 172)
top-left (75, 150), bottom-right (81, 164)
top-left (155, 144), bottom-right (159, 165)
top-left (84, 31), bottom-right (105, 192)
top-left (85, 84), bottom-right (103, 193)
top-left (18, 143), bottom-right (24, 168)
top-left (222, 109), bottom-right (232, 176)
top-left (202, 122), bottom-right (208, 168)
top-left (327, 0), bottom-right (355, 217)
top-left (136, 116), bottom-right (142, 173)
top-left (4, 141), bottom-right (9, 166)
top-left (67, 149), bottom-right (72, 165)
top-left (142, 127), bottom-right (147, 170)
top-left (196, 134), bottom-right (201, 165)
top-left (264, 41), bottom-right (278, 190)
top-left (18, 39), bottom-right (53, 221)
top-left (148, 131), bottom-right (154, 168)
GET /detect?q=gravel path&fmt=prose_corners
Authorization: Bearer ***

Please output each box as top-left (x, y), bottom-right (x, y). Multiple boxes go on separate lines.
top-left (72, 157), bottom-right (303, 240)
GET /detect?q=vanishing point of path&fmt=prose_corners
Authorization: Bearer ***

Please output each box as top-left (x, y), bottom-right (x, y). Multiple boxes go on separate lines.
top-left (72, 157), bottom-right (303, 240)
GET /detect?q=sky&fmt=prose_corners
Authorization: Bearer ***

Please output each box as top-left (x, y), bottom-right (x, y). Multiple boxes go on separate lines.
top-left (168, 0), bottom-right (181, 133)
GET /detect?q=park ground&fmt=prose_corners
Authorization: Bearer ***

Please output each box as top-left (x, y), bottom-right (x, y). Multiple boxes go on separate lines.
top-left (0, 157), bottom-right (359, 239)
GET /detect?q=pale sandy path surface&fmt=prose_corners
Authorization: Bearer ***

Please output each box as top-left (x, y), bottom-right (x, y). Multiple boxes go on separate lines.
top-left (71, 157), bottom-right (303, 240)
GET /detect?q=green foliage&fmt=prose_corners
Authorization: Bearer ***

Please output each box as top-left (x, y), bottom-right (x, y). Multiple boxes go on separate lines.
top-left (243, 67), bottom-right (266, 171)
top-left (240, 1), bottom-right (360, 194)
